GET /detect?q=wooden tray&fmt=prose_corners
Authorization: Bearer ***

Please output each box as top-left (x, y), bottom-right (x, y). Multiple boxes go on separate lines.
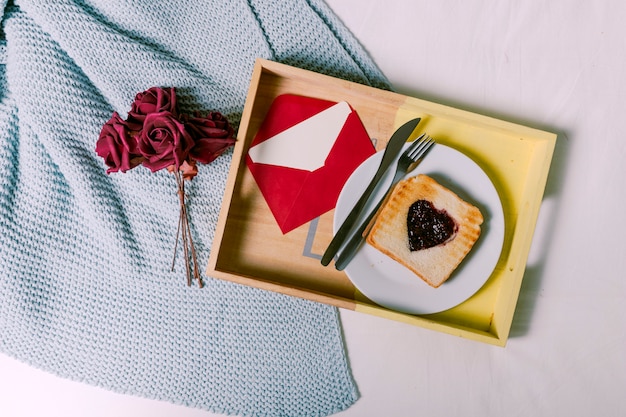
top-left (207, 59), bottom-right (556, 346)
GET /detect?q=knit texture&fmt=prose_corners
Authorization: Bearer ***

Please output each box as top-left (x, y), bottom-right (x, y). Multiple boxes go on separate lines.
top-left (0, 1), bottom-right (389, 416)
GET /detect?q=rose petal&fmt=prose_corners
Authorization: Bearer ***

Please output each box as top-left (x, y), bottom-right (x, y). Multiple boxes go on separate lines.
top-left (95, 112), bottom-right (142, 173)
top-left (138, 111), bottom-right (194, 172)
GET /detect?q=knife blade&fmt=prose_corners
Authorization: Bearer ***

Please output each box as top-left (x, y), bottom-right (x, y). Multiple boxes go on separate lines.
top-left (320, 117), bottom-right (421, 266)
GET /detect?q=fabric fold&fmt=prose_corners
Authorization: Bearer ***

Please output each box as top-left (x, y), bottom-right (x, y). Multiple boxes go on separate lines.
top-left (0, 1), bottom-right (388, 416)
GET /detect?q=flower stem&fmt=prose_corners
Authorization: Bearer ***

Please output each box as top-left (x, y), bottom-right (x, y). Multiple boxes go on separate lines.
top-left (171, 202), bottom-right (182, 272)
top-left (172, 170), bottom-right (203, 288)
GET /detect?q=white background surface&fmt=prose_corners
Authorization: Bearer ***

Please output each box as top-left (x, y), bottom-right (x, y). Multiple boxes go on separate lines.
top-left (2, 0), bottom-right (625, 416)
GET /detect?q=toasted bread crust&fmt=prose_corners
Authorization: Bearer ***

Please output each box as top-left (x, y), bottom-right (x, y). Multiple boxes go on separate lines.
top-left (366, 174), bottom-right (483, 288)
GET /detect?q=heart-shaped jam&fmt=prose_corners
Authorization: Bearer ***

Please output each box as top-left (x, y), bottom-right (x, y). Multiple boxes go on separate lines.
top-left (407, 200), bottom-right (458, 251)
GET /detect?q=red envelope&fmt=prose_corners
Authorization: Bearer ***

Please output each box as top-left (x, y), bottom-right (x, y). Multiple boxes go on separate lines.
top-left (246, 94), bottom-right (375, 234)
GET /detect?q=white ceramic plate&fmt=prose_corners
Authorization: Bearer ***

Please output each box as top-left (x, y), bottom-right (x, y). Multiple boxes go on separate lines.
top-left (334, 143), bottom-right (505, 314)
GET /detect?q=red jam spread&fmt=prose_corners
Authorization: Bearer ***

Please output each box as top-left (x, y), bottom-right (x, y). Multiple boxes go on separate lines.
top-left (407, 200), bottom-right (457, 251)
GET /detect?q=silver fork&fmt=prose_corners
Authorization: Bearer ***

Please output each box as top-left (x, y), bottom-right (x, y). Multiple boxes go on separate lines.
top-left (334, 134), bottom-right (435, 271)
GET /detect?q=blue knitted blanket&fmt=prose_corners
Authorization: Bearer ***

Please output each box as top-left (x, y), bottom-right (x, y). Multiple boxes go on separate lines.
top-left (0, 1), bottom-right (389, 415)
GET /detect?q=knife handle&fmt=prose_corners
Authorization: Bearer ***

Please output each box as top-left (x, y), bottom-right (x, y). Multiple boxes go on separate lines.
top-left (320, 167), bottom-right (388, 266)
top-left (333, 197), bottom-right (386, 271)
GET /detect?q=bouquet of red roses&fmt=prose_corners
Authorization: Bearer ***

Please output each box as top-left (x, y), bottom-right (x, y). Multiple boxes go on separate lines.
top-left (96, 87), bottom-right (236, 287)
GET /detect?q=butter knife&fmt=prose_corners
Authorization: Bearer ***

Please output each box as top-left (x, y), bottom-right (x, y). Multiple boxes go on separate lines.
top-left (320, 117), bottom-right (421, 266)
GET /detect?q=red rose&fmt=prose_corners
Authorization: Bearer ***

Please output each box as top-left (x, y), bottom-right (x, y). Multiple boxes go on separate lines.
top-left (184, 112), bottom-right (236, 164)
top-left (95, 112), bottom-right (143, 173)
top-left (137, 111), bottom-right (195, 172)
top-left (128, 87), bottom-right (178, 128)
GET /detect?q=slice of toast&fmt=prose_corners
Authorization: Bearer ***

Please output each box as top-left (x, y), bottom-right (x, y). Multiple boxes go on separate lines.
top-left (366, 174), bottom-right (483, 288)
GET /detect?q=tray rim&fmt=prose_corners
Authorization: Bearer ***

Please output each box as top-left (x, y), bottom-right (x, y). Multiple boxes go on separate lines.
top-left (207, 58), bottom-right (557, 347)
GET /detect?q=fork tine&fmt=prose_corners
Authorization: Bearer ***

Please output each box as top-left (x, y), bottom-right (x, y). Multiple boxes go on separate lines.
top-left (407, 135), bottom-right (434, 159)
top-left (400, 134), bottom-right (426, 159)
top-left (416, 137), bottom-right (435, 159)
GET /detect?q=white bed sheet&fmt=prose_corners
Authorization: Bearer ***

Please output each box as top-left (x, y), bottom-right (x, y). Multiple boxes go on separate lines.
top-left (2, 1), bottom-right (624, 416)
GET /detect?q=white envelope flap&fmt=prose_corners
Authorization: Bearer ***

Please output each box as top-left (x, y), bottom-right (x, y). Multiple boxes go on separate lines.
top-left (247, 101), bottom-right (351, 171)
